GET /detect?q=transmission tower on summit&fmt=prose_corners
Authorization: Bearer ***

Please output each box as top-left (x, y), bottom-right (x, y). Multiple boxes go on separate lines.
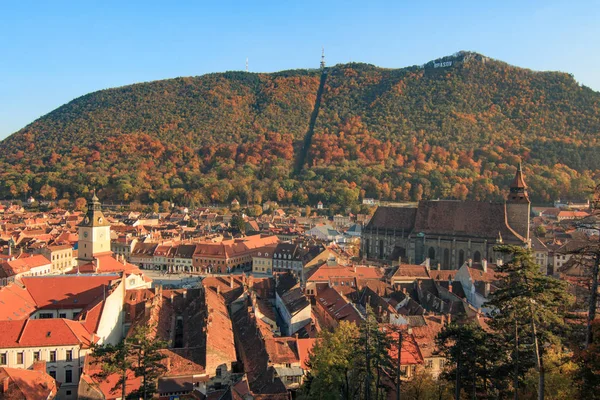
top-left (320, 47), bottom-right (326, 69)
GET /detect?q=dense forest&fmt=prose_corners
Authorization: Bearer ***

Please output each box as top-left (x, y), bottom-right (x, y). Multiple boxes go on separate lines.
top-left (1, 51), bottom-right (599, 209)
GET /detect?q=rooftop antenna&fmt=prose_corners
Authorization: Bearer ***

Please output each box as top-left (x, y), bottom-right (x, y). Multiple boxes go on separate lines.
top-left (246, 58), bottom-right (249, 72)
top-left (320, 47), bottom-right (326, 69)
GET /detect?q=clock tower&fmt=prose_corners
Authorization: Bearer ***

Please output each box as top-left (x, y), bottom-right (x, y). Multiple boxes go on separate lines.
top-left (78, 191), bottom-right (111, 266)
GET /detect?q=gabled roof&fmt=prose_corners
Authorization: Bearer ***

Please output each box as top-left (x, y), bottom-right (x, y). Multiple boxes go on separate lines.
top-left (0, 318), bottom-right (94, 348)
top-left (21, 274), bottom-right (120, 309)
top-left (0, 367), bottom-right (58, 399)
top-left (0, 284), bottom-right (36, 320)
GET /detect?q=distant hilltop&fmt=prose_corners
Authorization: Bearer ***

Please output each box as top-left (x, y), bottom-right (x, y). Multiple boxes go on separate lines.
top-left (0, 51), bottom-right (599, 208)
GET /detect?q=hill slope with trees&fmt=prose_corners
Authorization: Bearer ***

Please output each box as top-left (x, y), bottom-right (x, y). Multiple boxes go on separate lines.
top-left (1, 51), bottom-right (599, 209)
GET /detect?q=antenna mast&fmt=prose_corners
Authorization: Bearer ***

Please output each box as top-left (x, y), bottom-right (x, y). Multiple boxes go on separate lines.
top-left (320, 47), bottom-right (326, 69)
top-left (246, 58), bottom-right (249, 72)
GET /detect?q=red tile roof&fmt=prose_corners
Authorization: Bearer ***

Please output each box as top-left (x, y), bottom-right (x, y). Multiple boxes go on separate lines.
top-left (308, 265), bottom-right (383, 282)
top-left (0, 284), bottom-right (36, 320)
top-left (0, 319), bottom-right (94, 348)
top-left (0, 367), bottom-right (58, 399)
top-left (264, 337), bottom-right (299, 365)
top-left (386, 327), bottom-right (424, 365)
top-left (296, 338), bottom-right (317, 370)
top-left (21, 274), bottom-right (120, 309)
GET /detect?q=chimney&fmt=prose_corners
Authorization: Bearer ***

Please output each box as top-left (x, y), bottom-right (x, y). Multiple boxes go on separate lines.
top-left (424, 258), bottom-right (430, 270)
top-left (230, 275), bottom-right (234, 288)
top-left (448, 280), bottom-right (453, 293)
top-left (32, 360), bottom-right (46, 372)
top-left (436, 263), bottom-right (441, 271)
top-left (217, 285), bottom-right (220, 295)
top-left (170, 293), bottom-right (174, 303)
top-left (468, 258), bottom-right (472, 267)
top-left (2, 377), bottom-right (9, 393)
top-left (183, 289), bottom-right (187, 299)
top-left (482, 259), bottom-right (488, 273)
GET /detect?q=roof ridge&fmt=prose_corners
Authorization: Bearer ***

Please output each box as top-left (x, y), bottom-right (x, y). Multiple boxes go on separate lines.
top-left (63, 319), bottom-right (89, 345)
top-left (16, 319), bottom-right (29, 344)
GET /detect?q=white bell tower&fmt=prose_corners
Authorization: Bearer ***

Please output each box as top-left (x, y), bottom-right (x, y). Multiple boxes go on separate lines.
top-left (77, 191), bottom-right (111, 266)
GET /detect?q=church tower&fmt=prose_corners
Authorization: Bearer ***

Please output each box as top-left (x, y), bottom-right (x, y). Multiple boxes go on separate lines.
top-left (506, 163), bottom-right (531, 243)
top-left (78, 191), bottom-right (111, 266)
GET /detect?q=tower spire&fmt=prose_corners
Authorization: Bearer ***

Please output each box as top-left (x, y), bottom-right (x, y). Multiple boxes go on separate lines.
top-left (320, 47), bottom-right (326, 69)
top-left (246, 57), bottom-right (249, 72)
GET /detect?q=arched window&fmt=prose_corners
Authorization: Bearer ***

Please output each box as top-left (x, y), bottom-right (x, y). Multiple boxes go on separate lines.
top-left (428, 247), bottom-right (436, 261)
top-left (443, 249), bottom-right (450, 268)
top-left (473, 251), bottom-right (482, 263)
top-left (458, 250), bottom-right (465, 267)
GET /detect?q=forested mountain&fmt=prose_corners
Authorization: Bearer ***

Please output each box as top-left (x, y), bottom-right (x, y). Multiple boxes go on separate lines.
top-left (1, 51), bottom-right (599, 209)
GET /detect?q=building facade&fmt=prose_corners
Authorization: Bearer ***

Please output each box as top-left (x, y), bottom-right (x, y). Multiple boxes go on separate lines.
top-left (362, 165), bottom-right (530, 268)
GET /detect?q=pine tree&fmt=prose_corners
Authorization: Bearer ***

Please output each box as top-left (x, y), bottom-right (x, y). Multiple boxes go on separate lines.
top-left (436, 322), bottom-right (508, 399)
top-left (91, 325), bottom-right (167, 400)
top-left (127, 325), bottom-right (168, 400)
top-left (488, 245), bottom-right (571, 400)
top-left (91, 340), bottom-right (132, 399)
top-left (356, 307), bottom-right (394, 400)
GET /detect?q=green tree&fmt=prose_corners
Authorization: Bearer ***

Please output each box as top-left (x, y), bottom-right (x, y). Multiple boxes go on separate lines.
top-left (356, 307), bottom-right (394, 400)
top-left (534, 225), bottom-right (547, 237)
top-left (436, 322), bottom-right (507, 399)
top-left (74, 197), bottom-right (87, 212)
top-left (128, 325), bottom-right (168, 400)
top-left (91, 340), bottom-right (132, 399)
top-left (575, 320), bottom-right (600, 398)
top-left (248, 204), bottom-right (263, 217)
top-left (230, 214), bottom-right (246, 234)
top-left (303, 321), bottom-right (361, 399)
top-left (160, 200), bottom-right (171, 212)
top-left (488, 245), bottom-right (571, 400)
top-left (91, 325), bottom-right (167, 400)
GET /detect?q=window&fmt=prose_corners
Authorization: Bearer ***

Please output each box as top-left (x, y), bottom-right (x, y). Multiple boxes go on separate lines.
top-left (65, 369), bottom-right (73, 383)
top-left (426, 359), bottom-right (433, 369)
top-left (66, 350), bottom-right (73, 361)
top-left (50, 351), bottom-right (56, 362)
top-left (66, 390), bottom-right (72, 396)
top-left (17, 352), bottom-right (24, 364)
top-left (0, 353), bottom-right (6, 365)
top-left (216, 367), bottom-right (222, 377)
top-left (59, 313), bottom-right (67, 319)
top-left (439, 359), bottom-right (445, 369)
top-left (33, 351), bottom-right (40, 362)
top-left (39, 313), bottom-right (53, 319)
top-left (49, 371), bottom-right (56, 379)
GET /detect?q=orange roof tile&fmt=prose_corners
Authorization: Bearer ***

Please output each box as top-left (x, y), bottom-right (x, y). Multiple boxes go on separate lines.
top-left (0, 319), bottom-right (93, 348)
top-left (21, 274), bottom-right (120, 309)
top-left (296, 338), bottom-right (318, 370)
top-left (0, 367), bottom-right (58, 399)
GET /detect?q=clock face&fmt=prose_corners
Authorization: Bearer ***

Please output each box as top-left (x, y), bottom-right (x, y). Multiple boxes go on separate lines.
top-left (84, 217), bottom-right (90, 224)
top-left (83, 231), bottom-right (89, 238)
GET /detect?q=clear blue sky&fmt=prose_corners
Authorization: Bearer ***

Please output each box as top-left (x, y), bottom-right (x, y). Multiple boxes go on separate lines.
top-left (1, 0), bottom-right (599, 139)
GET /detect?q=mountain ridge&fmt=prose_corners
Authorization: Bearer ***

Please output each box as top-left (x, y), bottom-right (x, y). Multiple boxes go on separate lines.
top-left (1, 51), bottom-right (599, 209)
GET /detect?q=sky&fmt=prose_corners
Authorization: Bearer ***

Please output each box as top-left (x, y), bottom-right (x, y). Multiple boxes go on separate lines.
top-left (1, 0), bottom-right (599, 139)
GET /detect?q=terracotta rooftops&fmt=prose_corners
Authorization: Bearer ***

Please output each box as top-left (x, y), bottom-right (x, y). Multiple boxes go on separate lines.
top-left (0, 367), bottom-right (58, 399)
top-left (21, 274), bottom-right (120, 309)
top-left (0, 284), bottom-right (36, 321)
top-left (307, 265), bottom-right (383, 282)
top-left (0, 318), bottom-right (94, 348)
top-left (264, 337), bottom-right (299, 365)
